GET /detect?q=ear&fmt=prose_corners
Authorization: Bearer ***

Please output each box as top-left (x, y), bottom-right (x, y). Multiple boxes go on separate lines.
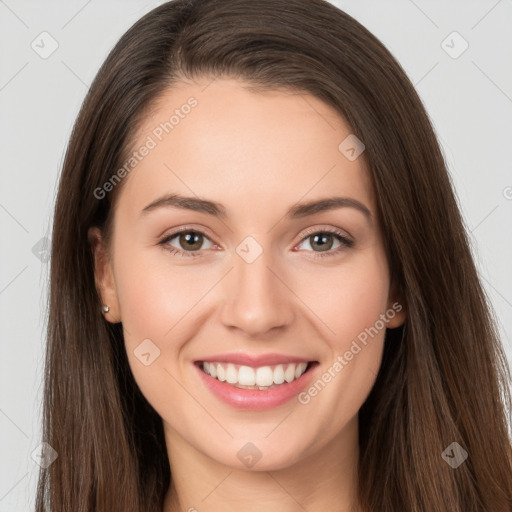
top-left (386, 281), bottom-right (406, 329)
top-left (88, 227), bottom-right (121, 323)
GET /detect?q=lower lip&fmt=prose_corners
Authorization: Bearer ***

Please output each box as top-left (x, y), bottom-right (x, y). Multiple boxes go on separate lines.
top-left (195, 362), bottom-right (318, 410)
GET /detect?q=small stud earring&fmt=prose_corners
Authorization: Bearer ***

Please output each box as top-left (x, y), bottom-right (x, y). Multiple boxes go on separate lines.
top-left (102, 305), bottom-right (110, 314)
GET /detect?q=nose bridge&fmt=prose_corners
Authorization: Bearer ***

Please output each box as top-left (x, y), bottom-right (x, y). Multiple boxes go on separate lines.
top-left (220, 234), bottom-right (293, 336)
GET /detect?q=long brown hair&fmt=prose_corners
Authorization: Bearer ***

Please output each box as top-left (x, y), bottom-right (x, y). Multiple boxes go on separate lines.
top-left (36, 0), bottom-right (512, 510)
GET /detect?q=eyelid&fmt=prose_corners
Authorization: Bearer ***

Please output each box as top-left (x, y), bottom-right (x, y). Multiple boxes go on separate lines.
top-left (157, 223), bottom-right (218, 240)
top-left (296, 225), bottom-right (353, 243)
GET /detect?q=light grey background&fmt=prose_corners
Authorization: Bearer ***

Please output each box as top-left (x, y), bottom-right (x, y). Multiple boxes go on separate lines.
top-left (1, 0), bottom-right (511, 509)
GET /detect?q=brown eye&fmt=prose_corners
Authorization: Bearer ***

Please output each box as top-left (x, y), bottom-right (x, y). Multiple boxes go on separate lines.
top-left (308, 233), bottom-right (335, 252)
top-left (177, 231), bottom-right (204, 251)
top-left (295, 228), bottom-right (354, 259)
top-left (159, 229), bottom-right (215, 257)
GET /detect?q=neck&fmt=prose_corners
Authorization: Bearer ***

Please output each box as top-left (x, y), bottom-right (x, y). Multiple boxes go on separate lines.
top-left (162, 416), bottom-right (361, 512)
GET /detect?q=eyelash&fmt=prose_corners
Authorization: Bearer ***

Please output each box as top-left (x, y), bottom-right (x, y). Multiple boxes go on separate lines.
top-left (158, 225), bottom-right (354, 260)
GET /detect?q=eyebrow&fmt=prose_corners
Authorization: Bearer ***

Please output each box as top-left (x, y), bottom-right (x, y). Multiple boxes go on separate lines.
top-left (141, 193), bottom-right (372, 221)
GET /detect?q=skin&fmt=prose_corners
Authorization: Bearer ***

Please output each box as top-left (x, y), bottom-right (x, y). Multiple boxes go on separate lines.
top-left (90, 77), bottom-right (406, 512)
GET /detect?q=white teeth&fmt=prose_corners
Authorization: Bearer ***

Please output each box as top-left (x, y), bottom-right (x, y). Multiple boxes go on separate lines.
top-left (216, 363), bottom-right (226, 382)
top-left (226, 364), bottom-right (238, 384)
top-left (295, 362), bottom-right (308, 379)
top-left (255, 366), bottom-right (274, 387)
top-left (201, 361), bottom-right (310, 388)
top-left (238, 365), bottom-right (256, 386)
top-left (284, 364), bottom-right (295, 383)
top-left (273, 364), bottom-right (285, 385)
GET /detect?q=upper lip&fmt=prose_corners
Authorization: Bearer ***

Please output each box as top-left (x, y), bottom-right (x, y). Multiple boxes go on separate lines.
top-left (195, 353), bottom-right (316, 367)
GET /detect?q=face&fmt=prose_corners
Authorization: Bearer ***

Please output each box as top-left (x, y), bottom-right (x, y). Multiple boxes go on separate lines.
top-left (90, 77), bottom-right (405, 471)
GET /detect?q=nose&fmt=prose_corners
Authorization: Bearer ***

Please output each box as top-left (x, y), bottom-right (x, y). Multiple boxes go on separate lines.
top-left (219, 243), bottom-right (295, 338)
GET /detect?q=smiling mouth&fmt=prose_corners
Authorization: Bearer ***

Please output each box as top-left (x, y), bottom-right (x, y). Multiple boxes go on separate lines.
top-left (197, 361), bottom-right (317, 390)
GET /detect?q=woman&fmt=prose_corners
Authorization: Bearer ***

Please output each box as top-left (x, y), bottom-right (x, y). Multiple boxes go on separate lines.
top-left (36, 0), bottom-right (512, 510)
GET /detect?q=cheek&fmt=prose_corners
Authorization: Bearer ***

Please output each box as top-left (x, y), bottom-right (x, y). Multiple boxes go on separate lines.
top-left (293, 245), bottom-right (390, 350)
top-left (112, 243), bottom-right (217, 401)
top-left (115, 260), bottom-right (171, 339)
top-left (335, 262), bottom-right (389, 346)
top-left (113, 243), bottom-right (204, 342)
top-left (292, 246), bottom-right (390, 418)
top-left (112, 247), bottom-right (200, 415)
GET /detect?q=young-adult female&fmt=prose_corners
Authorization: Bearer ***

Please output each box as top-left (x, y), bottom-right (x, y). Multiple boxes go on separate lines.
top-left (36, 0), bottom-right (512, 510)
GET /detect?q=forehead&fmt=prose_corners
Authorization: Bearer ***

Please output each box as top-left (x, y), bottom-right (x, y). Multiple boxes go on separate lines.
top-left (117, 77), bottom-right (375, 223)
